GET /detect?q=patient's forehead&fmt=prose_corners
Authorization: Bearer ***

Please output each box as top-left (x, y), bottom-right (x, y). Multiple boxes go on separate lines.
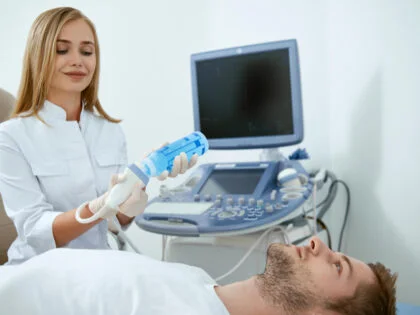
top-left (352, 256), bottom-right (375, 282)
top-left (305, 258), bottom-right (376, 314)
top-left (331, 255), bottom-right (376, 298)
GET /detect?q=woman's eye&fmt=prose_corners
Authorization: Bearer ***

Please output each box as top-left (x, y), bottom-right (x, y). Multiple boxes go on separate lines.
top-left (56, 50), bottom-right (68, 55)
top-left (81, 51), bottom-right (93, 56)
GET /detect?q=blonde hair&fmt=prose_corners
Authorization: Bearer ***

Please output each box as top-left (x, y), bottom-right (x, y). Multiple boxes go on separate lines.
top-left (11, 7), bottom-right (120, 123)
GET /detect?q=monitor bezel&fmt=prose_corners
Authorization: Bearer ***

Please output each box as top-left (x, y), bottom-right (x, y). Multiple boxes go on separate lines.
top-left (190, 39), bottom-right (304, 150)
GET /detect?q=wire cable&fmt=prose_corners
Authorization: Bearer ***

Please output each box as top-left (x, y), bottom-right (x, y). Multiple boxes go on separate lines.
top-left (305, 216), bottom-right (332, 249)
top-left (316, 171), bottom-right (339, 219)
top-left (329, 180), bottom-right (351, 252)
top-left (214, 225), bottom-right (290, 283)
top-left (110, 216), bottom-right (143, 254)
top-left (306, 174), bottom-right (350, 252)
top-left (312, 183), bottom-right (317, 235)
top-left (162, 235), bottom-right (168, 261)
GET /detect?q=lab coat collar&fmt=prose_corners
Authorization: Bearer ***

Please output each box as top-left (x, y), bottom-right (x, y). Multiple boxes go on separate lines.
top-left (39, 100), bottom-right (87, 123)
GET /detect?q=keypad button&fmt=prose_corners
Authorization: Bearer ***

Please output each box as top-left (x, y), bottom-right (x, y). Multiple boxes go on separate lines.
top-left (237, 210), bottom-right (245, 217)
top-left (218, 211), bottom-right (236, 219)
top-left (265, 205), bottom-right (274, 213)
top-left (270, 190), bottom-right (277, 200)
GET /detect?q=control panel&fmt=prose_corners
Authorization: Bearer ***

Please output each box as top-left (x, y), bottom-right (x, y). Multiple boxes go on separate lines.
top-left (135, 160), bottom-right (313, 237)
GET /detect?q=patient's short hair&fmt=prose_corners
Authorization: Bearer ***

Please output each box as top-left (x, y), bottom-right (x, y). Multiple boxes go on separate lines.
top-left (325, 262), bottom-right (397, 315)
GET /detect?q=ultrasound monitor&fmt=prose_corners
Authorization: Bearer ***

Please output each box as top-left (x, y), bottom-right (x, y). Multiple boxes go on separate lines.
top-left (190, 39), bottom-right (304, 149)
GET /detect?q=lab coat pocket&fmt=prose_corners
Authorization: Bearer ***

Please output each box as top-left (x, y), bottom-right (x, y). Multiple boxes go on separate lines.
top-left (32, 161), bottom-right (69, 176)
top-left (94, 152), bottom-right (127, 193)
top-left (95, 153), bottom-right (127, 168)
top-left (32, 161), bottom-right (70, 202)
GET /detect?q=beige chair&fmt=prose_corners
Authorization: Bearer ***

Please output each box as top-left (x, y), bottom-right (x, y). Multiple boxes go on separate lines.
top-left (0, 88), bottom-right (17, 264)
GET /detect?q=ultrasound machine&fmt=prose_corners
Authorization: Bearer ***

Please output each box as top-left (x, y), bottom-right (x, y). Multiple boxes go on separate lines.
top-left (135, 39), bottom-right (336, 283)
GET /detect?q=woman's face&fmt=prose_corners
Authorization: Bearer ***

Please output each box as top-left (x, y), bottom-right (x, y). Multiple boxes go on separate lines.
top-left (49, 18), bottom-right (96, 95)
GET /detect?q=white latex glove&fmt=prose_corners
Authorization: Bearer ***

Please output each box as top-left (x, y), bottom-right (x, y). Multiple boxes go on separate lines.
top-left (88, 174), bottom-right (149, 218)
top-left (157, 152), bottom-right (199, 181)
top-left (145, 142), bottom-right (199, 181)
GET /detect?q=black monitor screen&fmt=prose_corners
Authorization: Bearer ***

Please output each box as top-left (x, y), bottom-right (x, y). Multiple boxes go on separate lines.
top-left (199, 169), bottom-right (264, 195)
top-left (195, 49), bottom-right (293, 139)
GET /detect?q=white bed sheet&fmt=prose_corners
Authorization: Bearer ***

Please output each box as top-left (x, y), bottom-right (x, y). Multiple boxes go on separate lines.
top-left (0, 249), bottom-right (228, 315)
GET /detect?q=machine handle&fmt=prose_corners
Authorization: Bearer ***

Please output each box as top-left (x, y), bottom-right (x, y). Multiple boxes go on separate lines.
top-left (136, 217), bottom-right (200, 237)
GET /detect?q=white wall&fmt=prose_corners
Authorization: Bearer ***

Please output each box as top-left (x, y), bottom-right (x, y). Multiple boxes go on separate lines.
top-left (327, 0), bottom-right (420, 304)
top-left (0, 0), bottom-right (418, 304)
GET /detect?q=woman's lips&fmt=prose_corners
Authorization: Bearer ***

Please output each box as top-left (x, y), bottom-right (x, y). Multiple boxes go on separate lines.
top-left (65, 72), bottom-right (87, 80)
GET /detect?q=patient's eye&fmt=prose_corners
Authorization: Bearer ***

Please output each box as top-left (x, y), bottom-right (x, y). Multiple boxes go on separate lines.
top-left (335, 262), bottom-right (342, 274)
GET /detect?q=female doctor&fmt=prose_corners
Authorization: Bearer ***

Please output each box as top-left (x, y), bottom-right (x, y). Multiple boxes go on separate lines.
top-left (0, 7), bottom-right (197, 265)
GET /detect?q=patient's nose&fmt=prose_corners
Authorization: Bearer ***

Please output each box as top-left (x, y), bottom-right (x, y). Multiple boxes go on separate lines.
top-left (308, 236), bottom-right (328, 256)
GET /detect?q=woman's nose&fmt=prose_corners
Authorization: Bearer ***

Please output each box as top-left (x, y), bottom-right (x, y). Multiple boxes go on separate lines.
top-left (308, 236), bottom-right (328, 256)
top-left (70, 51), bottom-right (82, 67)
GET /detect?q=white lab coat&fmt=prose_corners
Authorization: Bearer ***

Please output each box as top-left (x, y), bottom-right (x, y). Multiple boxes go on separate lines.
top-left (0, 101), bottom-right (128, 265)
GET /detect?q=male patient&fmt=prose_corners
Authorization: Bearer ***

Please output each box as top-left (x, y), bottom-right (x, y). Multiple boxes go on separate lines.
top-left (0, 236), bottom-right (396, 315)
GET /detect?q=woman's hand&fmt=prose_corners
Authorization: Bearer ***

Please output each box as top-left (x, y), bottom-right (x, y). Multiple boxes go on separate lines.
top-left (146, 142), bottom-right (199, 181)
top-left (88, 174), bottom-right (148, 218)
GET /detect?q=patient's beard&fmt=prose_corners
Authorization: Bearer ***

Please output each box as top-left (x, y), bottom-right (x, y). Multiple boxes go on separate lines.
top-left (256, 244), bottom-right (316, 314)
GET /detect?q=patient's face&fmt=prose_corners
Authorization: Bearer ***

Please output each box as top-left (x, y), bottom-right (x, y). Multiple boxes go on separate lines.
top-left (262, 236), bottom-right (375, 313)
